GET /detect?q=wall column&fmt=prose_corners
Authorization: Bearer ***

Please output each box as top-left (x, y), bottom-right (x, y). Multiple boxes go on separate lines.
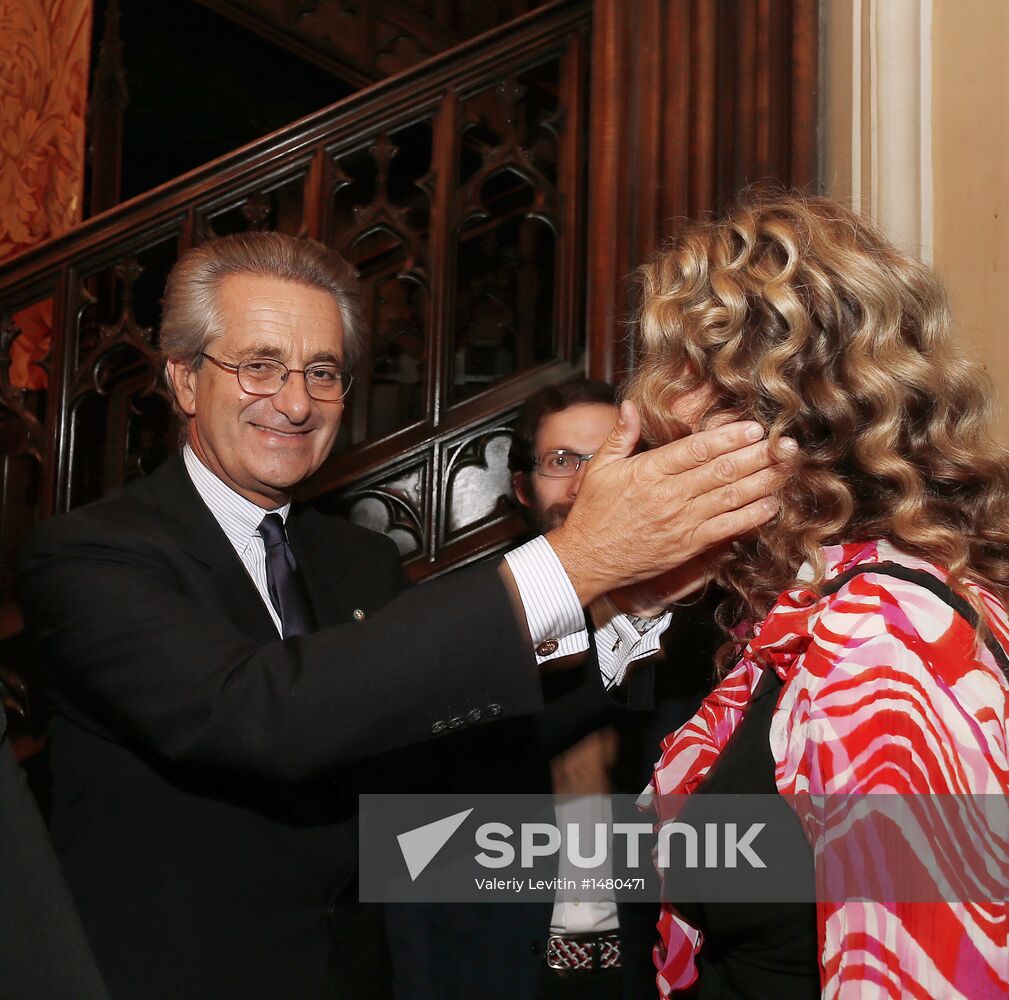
top-left (821, 0), bottom-right (933, 261)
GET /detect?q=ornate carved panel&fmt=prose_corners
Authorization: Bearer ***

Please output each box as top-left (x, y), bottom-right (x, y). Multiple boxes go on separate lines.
top-left (198, 167), bottom-right (313, 239)
top-left (450, 62), bottom-right (567, 403)
top-left (329, 410), bottom-right (523, 574)
top-left (68, 254), bottom-right (176, 507)
top-left (329, 122), bottom-right (434, 448)
top-left (443, 423), bottom-right (514, 540)
top-left (336, 457), bottom-right (428, 559)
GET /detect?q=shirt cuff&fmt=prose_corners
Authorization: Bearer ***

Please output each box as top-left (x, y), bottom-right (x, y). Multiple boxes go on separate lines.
top-left (590, 597), bottom-right (672, 688)
top-left (504, 537), bottom-right (588, 664)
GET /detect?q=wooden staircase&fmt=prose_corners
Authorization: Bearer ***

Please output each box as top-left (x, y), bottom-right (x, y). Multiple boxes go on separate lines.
top-left (0, 0), bottom-right (819, 743)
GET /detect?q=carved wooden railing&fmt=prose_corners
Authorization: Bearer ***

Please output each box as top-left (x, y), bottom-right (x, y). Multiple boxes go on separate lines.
top-left (0, 0), bottom-right (591, 648)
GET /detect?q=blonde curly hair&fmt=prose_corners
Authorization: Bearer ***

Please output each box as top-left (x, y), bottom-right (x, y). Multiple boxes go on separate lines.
top-left (626, 192), bottom-right (1009, 665)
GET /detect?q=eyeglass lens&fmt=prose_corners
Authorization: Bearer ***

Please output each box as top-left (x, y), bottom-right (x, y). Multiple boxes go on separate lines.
top-left (536, 450), bottom-right (589, 478)
top-left (238, 359), bottom-right (350, 401)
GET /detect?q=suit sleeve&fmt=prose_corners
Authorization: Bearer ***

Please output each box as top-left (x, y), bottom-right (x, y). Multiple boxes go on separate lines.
top-left (16, 512), bottom-right (544, 785)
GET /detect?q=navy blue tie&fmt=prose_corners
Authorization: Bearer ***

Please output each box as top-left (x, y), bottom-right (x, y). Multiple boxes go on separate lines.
top-left (258, 513), bottom-right (317, 638)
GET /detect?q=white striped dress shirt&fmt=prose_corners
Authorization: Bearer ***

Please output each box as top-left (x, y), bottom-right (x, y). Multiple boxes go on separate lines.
top-left (183, 445), bottom-right (288, 635)
top-left (504, 536), bottom-right (670, 687)
top-left (184, 447), bottom-right (665, 679)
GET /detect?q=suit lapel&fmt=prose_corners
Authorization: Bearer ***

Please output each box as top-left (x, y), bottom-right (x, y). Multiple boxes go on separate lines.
top-left (145, 455), bottom-right (279, 643)
top-left (146, 456), bottom-right (388, 638)
top-left (287, 507), bottom-right (395, 630)
top-left (287, 508), bottom-right (356, 629)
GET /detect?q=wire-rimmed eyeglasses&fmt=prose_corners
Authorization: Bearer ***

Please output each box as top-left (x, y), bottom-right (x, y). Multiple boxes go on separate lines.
top-left (532, 449), bottom-right (595, 478)
top-left (200, 353), bottom-right (354, 402)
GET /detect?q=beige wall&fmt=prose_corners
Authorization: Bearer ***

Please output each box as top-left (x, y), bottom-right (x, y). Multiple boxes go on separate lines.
top-left (932, 0), bottom-right (1009, 441)
top-left (823, 0), bottom-right (1009, 440)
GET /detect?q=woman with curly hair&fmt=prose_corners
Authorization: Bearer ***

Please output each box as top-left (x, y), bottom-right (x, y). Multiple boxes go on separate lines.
top-left (628, 193), bottom-right (1009, 999)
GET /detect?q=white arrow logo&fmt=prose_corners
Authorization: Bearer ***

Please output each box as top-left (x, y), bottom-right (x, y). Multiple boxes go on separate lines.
top-left (396, 808), bottom-right (474, 881)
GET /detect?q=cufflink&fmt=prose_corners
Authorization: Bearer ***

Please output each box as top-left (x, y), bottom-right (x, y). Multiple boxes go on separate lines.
top-left (536, 639), bottom-right (559, 656)
top-left (352, 609), bottom-right (365, 622)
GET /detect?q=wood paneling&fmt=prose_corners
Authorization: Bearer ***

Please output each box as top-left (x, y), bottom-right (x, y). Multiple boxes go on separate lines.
top-left (585, 0), bottom-right (819, 381)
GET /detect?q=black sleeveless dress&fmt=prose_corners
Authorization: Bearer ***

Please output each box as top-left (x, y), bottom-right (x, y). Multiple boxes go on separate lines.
top-left (665, 667), bottom-right (821, 999)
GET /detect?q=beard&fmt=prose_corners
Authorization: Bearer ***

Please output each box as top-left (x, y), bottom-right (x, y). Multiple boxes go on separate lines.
top-left (530, 500), bottom-right (573, 534)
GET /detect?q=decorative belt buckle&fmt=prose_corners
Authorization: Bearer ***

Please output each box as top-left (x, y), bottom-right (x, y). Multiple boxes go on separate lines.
top-left (598, 933), bottom-right (621, 969)
top-left (546, 934), bottom-right (584, 971)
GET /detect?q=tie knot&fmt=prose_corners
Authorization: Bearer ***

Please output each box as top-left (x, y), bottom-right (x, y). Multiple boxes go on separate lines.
top-left (258, 512), bottom-right (288, 550)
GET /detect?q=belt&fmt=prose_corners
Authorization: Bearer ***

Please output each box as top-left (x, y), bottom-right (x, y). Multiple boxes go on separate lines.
top-left (546, 931), bottom-right (621, 972)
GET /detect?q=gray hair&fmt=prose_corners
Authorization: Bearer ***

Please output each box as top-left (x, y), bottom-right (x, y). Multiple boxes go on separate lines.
top-left (159, 232), bottom-right (365, 373)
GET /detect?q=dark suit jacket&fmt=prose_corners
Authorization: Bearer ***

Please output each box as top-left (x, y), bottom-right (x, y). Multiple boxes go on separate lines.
top-left (383, 648), bottom-right (620, 1000)
top-left (384, 607), bottom-right (721, 1000)
top-left (16, 454), bottom-right (544, 1000)
top-left (0, 704), bottom-right (110, 1000)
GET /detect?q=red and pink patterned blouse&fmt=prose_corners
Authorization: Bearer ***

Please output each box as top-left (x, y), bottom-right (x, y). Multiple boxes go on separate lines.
top-left (646, 540), bottom-right (1009, 999)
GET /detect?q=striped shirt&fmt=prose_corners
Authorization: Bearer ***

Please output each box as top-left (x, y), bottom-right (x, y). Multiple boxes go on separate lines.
top-left (183, 447), bottom-right (665, 680)
top-left (504, 536), bottom-right (670, 684)
top-left (183, 444), bottom-right (288, 635)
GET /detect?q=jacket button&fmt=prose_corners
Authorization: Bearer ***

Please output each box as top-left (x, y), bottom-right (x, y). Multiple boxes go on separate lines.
top-left (431, 720), bottom-right (447, 735)
top-left (466, 708), bottom-right (483, 724)
top-left (486, 703), bottom-right (502, 718)
top-left (535, 639), bottom-right (559, 656)
top-left (447, 716), bottom-right (465, 730)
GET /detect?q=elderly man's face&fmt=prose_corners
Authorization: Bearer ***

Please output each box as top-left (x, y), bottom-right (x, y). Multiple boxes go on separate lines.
top-left (514, 402), bottom-right (619, 532)
top-left (167, 274), bottom-right (346, 508)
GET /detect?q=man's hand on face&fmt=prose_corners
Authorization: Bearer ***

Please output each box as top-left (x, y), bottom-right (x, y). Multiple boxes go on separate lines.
top-left (546, 401), bottom-right (795, 607)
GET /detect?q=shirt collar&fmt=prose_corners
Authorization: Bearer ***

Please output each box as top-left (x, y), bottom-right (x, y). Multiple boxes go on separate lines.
top-left (182, 444), bottom-right (290, 553)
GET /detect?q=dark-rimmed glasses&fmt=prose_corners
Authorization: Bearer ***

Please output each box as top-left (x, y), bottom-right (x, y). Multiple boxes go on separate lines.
top-left (200, 353), bottom-right (353, 402)
top-left (532, 450), bottom-right (595, 478)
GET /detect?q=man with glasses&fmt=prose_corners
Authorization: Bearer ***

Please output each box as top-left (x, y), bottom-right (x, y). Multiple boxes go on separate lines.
top-left (18, 233), bottom-right (784, 1000)
top-left (509, 380), bottom-right (721, 999)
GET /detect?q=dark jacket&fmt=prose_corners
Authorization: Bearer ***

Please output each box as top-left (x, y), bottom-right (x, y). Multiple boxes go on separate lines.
top-left (16, 454), bottom-right (542, 1000)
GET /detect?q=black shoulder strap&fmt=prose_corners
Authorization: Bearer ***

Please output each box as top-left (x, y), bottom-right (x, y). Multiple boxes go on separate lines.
top-left (821, 561), bottom-right (1009, 678)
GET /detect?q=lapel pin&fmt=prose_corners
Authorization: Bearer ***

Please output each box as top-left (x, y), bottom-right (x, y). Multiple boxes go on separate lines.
top-left (352, 609), bottom-right (366, 622)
